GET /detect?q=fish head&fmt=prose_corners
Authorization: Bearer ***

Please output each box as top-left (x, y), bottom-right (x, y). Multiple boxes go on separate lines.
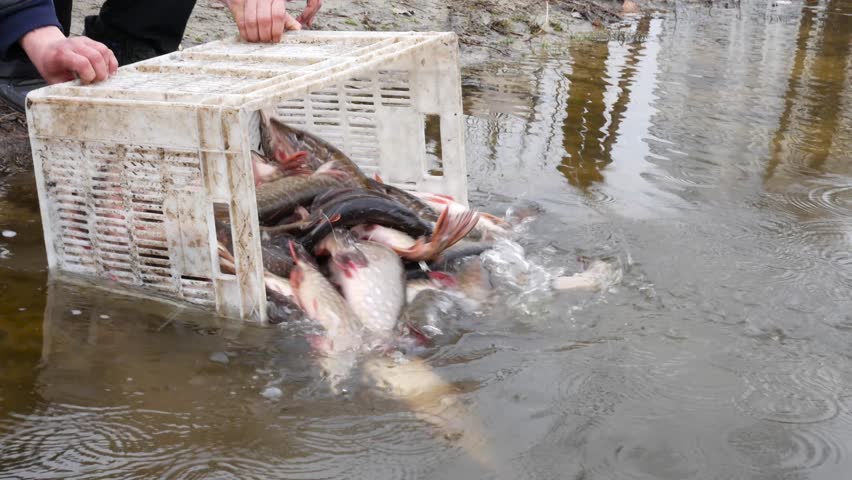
top-left (287, 240), bottom-right (315, 268)
top-left (319, 229), bottom-right (369, 277)
top-left (268, 117), bottom-right (307, 160)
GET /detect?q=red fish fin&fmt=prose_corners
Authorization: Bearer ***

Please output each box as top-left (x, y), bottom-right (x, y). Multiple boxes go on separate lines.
top-left (396, 210), bottom-right (478, 261)
top-left (374, 173), bottom-right (384, 184)
top-left (276, 149), bottom-right (311, 173)
top-left (289, 267), bottom-right (304, 292)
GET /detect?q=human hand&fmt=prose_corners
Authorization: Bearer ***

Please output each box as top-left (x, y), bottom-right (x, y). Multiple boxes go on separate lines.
top-left (295, 0), bottom-right (322, 28)
top-left (224, 0), bottom-right (302, 43)
top-left (20, 26), bottom-right (118, 85)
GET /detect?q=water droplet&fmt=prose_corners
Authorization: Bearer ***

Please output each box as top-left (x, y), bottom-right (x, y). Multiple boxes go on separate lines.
top-left (70, 309), bottom-right (82, 315)
top-left (2, 230), bottom-right (16, 238)
top-left (18, 307), bottom-right (26, 312)
top-left (261, 386), bottom-right (283, 400)
top-left (99, 314), bottom-right (110, 319)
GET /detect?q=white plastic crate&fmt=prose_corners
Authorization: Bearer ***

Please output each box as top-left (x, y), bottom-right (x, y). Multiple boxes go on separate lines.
top-left (26, 31), bottom-right (468, 323)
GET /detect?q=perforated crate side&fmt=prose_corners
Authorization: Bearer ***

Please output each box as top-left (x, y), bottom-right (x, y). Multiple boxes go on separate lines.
top-left (28, 101), bottom-right (266, 322)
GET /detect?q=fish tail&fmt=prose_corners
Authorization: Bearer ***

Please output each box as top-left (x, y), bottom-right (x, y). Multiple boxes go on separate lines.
top-left (395, 208), bottom-right (479, 261)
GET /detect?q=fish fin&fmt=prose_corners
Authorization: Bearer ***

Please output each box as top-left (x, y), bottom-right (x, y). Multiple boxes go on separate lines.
top-left (435, 193), bottom-right (456, 201)
top-left (289, 267), bottom-right (304, 293)
top-left (276, 149), bottom-right (311, 173)
top-left (251, 151), bottom-right (279, 185)
top-left (394, 209), bottom-right (479, 261)
top-left (479, 211), bottom-right (511, 228)
top-left (374, 173), bottom-right (384, 184)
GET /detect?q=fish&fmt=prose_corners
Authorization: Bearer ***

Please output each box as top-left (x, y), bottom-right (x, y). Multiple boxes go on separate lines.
top-left (255, 163), bottom-right (348, 225)
top-left (251, 150), bottom-right (285, 186)
top-left (405, 272), bottom-right (459, 303)
top-left (365, 176), bottom-right (439, 222)
top-left (217, 241), bottom-right (299, 303)
top-left (411, 191), bottom-right (511, 240)
top-left (319, 229), bottom-right (405, 344)
top-left (263, 113), bottom-right (370, 185)
top-left (261, 240), bottom-right (296, 278)
top-left (397, 289), bottom-right (464, 348)
top-left (428, 240), bottom-right (496, 271)
top-left (348, 207), bottom-right (479, 262)
top-left (552, 259), bottom-right (621, 292)
top-left (281, 191), bottom-right (435, 252)
top-left (288, 241), bottom-right (365, 390)
top-left (361, 355), bottom-right (495, 470)
top-left (267, 289), bottom-right (302, 325)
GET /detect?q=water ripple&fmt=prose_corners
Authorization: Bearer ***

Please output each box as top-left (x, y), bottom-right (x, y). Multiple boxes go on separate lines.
top-left (160, 454), bottom-right (278, 480)
top-left (0, 405), bottom-right (191, 480)
top-left (734, 360), bottom-right (842, 424)
top-left (726, 422), bottom-right (846, 474)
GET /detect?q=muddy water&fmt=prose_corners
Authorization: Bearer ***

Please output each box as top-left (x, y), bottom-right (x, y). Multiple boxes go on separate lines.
top-left (2, 1), bottom-right (852, 478)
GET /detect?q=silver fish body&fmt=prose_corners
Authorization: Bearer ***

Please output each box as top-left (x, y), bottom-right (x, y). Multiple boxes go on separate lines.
top-left (323, 233), bottom-right (406, 341)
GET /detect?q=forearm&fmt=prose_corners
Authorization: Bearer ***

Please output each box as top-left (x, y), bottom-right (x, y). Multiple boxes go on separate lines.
top-left (0, 0), bottom-right (62, 59)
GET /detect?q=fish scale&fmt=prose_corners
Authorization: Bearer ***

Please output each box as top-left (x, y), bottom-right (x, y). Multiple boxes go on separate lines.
top-left (324, 236), bottom-right (406, 340)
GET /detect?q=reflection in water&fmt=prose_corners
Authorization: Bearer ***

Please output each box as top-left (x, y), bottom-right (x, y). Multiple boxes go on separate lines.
top-left (3, 1), bottom-right (852, 479)
top-left (767, 0), bottom-right (851, 179)
top-left (559, 37), bottom-right (611, 188)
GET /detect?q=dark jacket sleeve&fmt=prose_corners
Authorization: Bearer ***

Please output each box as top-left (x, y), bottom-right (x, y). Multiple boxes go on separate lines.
top-left (0, 0), bottom-right (61, 59)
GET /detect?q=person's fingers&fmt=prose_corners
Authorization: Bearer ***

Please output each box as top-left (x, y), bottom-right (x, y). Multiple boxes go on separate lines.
top-left (244, 0), bottom-right (260, 42)
top-left (270, 0), bottom-right (286, 42)
top-left (77, 44), bottom-right (109, 81)
top-left (257, 0), bottom-right (272, 42)
top-left (297, 0), bottom-right (322, 27)
top-left (61, 49), bottom-right (96, 84)
top-left (230, 0), bottom-right (248, 40)
top-left (84, 38), bottom-right (118, 75)
top-left (284, 11), bottom-right (301, 31)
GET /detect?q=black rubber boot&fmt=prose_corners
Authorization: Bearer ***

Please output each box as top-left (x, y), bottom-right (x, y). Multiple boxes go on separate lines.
top-left (0, 61), bottom-right (44, 113)
top-left (83, 15), bottom-right (161, 67)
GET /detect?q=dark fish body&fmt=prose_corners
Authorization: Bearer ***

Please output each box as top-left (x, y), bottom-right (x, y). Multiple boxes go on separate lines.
top-left (300, 196), bottom-right (433, 252)
top-left (365, 178), bottom-right (439, 222)
top-left (404, 240), bottom-right (495, 280)
top-left (430, 241), bottom-right (496, 270)
top-left (261, 241), bottom-right (295, 277)
top-left (256, 174), bottom-right (343, 225)
top-left (398, 289), bottom-right (463, 348)
top-left (259, 111), bottom-right (277, 160)
top-left (267, 289), bottom-right (302, 325)
top-left (310, 186), bottom-right (398, 211)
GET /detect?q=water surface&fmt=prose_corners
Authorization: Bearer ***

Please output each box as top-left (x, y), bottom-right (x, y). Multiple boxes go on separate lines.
top-left (2, 1), bottom-right (851, 478)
